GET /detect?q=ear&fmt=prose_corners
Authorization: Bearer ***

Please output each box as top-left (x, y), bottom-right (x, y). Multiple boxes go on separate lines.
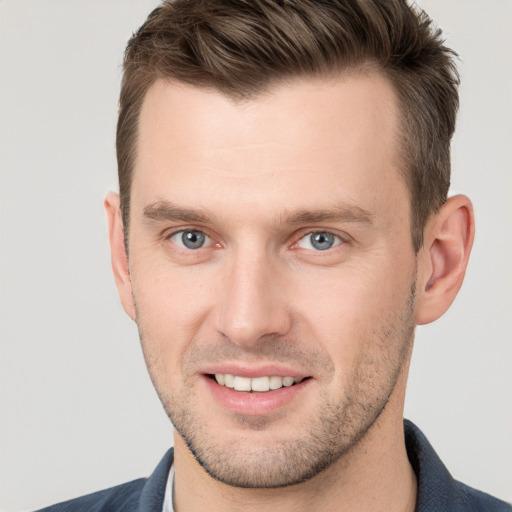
top-left (415, 195), bottom-right (475, 325)
top-left (104, 192), bottom-right (136, 321)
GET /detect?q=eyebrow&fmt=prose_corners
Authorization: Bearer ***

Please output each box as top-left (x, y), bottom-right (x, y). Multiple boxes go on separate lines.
top-left (142, 200), bottom-right (374, 227)
top-left (283, 206), bottom-right (374, 226)
top-left (143, 201), bottom-right (215, 224)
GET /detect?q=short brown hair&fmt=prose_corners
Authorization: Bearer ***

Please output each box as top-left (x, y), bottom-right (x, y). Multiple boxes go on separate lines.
top-left (117, 0), bottom-right (459, 251)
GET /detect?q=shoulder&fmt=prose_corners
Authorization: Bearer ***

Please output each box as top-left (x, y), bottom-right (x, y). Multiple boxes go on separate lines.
top-left (33, 448), bottom-right (174, 512)
top-left (404, 420), bottom-right (511, 512)
top-left (450, 480), bottom-right (511, 512)
top-left (34, 478), bottom-right (147, 512)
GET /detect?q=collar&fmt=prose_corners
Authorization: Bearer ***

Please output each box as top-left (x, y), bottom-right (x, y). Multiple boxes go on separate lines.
top-left (139, 420), bottom-right (509, 511)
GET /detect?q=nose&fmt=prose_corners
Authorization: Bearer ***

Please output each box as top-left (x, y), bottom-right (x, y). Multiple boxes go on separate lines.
top-left (215, 251), bottom-right (292, 348)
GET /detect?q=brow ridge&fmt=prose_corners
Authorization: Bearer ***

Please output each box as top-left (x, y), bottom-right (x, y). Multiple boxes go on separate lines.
top-left (143, 201), bottom-right (214, 224)
top-left (142, 200), bottom-right (374, 227)
top-left (283, 206), bottom-right (375, 225)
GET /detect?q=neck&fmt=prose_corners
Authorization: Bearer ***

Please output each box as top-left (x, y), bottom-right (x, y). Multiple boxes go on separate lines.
top-left (173, 358), bottom-right (416, 512)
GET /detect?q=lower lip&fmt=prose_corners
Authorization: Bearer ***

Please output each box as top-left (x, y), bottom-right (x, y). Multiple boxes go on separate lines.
top-left (203, 376), bottom-right (312, 416)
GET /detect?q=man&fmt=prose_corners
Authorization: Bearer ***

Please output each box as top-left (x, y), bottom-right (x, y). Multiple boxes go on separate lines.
top-left (36, 1), bottom-right (510, 511)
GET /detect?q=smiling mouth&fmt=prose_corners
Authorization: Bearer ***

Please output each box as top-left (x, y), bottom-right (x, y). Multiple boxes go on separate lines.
top-left (209, 374), bottom-right (307, 393)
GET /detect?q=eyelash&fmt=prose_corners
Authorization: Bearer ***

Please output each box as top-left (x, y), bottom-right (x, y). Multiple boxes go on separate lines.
top-left (166, 229), bottom-right (215, 250)
top-left (295, 231), bottom-right (343, 251)
top-left (165, 228), bottom-right (346, 253)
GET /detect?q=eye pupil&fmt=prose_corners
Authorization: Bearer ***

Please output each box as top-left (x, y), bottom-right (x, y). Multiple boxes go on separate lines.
top-left (310, 232), bottom-right (334, 250)
top-left (182, 231), bottom-right (205, 249)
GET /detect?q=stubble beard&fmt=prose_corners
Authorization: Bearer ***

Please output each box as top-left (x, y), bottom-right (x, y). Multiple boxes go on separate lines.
top-left (138, 283), bottom-right (416, 489)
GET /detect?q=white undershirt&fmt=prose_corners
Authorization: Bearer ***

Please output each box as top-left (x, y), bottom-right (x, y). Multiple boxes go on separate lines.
top-left (162, 463), bottom-right (175, 512)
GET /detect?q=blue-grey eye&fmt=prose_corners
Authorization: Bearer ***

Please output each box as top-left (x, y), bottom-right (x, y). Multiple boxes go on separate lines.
top-left (170, 230), bottom-right (210, 249)
top-left (297, 231), bottom-right (341, 251)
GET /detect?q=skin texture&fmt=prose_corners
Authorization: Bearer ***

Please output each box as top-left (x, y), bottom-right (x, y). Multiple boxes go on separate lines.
top-left (106, 73), bottom-right (474, 512)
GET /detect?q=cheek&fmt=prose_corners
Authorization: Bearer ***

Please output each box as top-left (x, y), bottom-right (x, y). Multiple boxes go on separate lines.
top-left (291, 260), bottom-right (415, 353)
top-left (130, 260), bottom-right (217, 365)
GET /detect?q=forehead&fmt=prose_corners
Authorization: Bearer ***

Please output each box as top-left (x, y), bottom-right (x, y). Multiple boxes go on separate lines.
top-left (133, 73), bottom-right (407, 223)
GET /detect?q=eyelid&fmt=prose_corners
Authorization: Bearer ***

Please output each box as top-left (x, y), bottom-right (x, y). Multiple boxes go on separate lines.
top-left (164, 227), bottom-right (218, 250)
top-left (164, 224), bottom-right (210, 239)
top-left (293, 228), bottom-right (348, 247)
top-left (297, 231), bottom-right (343, 250)
top-left (171, 230), bottom-right (210, 248)
top-left (161, 226), bottom-right (349, 252)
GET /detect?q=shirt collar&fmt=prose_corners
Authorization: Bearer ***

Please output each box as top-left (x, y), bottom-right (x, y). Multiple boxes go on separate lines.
top-left (139, 420), bottom-right (507, 512)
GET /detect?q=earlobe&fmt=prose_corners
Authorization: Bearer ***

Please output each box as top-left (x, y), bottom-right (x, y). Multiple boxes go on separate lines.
top-left (104, 192), bottom-right (136, 321)
top-left (415, 195), bottom-right (475, 325)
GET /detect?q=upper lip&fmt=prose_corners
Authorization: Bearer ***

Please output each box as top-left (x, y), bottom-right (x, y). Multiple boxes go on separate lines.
top-left (201, 363), bottom-right (309, 379)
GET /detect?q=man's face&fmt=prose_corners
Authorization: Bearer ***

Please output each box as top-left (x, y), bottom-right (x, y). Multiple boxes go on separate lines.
top-left (125, 74), bottom-right (418, 487)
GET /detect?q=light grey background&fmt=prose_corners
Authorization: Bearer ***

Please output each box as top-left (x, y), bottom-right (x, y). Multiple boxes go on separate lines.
top-left (0, 1), bottom-right (510, 510)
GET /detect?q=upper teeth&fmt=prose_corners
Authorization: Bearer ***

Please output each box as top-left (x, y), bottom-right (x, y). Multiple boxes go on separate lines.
top-left (215, 374), bottom-right (303, 392)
